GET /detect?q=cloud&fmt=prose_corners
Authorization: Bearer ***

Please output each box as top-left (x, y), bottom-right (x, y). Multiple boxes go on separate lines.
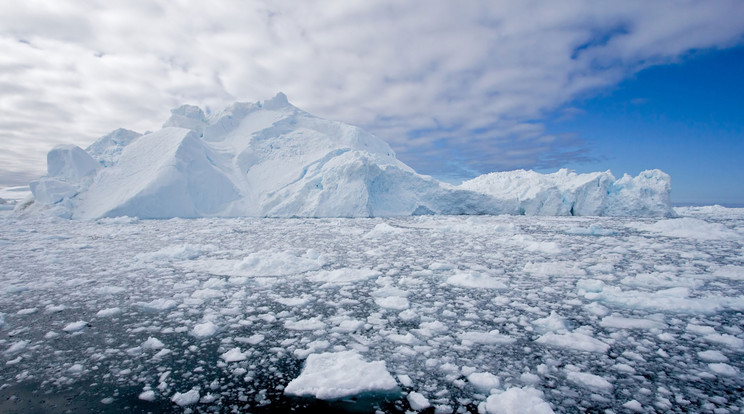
top-left (0, 0), bottom-right (742, 185)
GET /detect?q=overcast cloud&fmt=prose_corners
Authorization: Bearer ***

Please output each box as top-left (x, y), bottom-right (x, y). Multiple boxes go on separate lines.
top-left (1, 0), bottom-right (743, 185)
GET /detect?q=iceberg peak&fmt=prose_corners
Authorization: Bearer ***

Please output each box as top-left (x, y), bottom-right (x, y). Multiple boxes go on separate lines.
top-left (261, 92), bottom-right (291, 110)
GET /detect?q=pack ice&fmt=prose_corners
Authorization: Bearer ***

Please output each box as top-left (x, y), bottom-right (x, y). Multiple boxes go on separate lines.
top-left (24, 93), bottom-right (673, 219)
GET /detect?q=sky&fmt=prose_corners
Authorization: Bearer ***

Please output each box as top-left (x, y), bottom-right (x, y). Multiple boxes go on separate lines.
top-left (1, 1), bottom-right (743, 205)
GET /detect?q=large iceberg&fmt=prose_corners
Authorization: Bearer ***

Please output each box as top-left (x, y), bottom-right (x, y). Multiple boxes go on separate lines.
top-left (22, 93), bottom-right (673, 219)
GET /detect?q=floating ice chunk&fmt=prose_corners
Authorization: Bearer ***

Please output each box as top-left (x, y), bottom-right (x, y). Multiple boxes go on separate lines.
top-left (484, 386), bottom-right (554, 414)
top-left (459, 330), bottom-right (516, 345)
top-left (698, 350), bottom-right (728, 362)
top-left (709, 363), bottom-right (739, 376)
top-left (191, 321), bottom-right (218, 338)
top-left (532, 311), bottom-right (569, 333)
top-left (137, 298), bottom-right (178, 312)
top-left (445, 271), bottom-right (507, 289)
top-left (374, 296), bottom-right (410, 310)
top-left (703, 333), bottom-right (744, 350)
top-left (235, 334), bottom-right (264, 345)
top-left (284, 350), bottom-right (398, 400)
top-left (523, 261), bottom-right (586, 277)
top-left (68, 363), bottom-right (84, 373)
top-left (284, 317), bottom-right (326, 331)
top-left (63, 320), bottom-right (88, 333)
top-left (233, 250), bottom-right (324, 276)
top-left (274, 295), bottom-right (313, 306)
top-left (221, 347), bottom-right (248, 362)
top-left (136, 244), bottom-right (205, 262)
top-left (623, 400), bottom-right (643, 412)
top-left (599, 315), bottom-right (665, 330)
top-left (333, 319), bottom-right (364, 333)
top-left (520, 372), bottom-right (540, 385)
top-left (138, 390), bottom-right (156, 401)
top-left (565, 225), bottom-right (616, 236)
top-left (535, 331), bottom-right (609, 353)
top-left (5, 340), bottom-right (29, 354)
top-left (94, 286), bottom-right (126, 295)
top-left (171, 389), bottom-right (200, 406)
top-left (45, 304), bottom-right (66, 313)
top-left (511, 235), bottom-right (563, 254)
top-left (407, 391), bottom-right (431, 411)
top-left (467, 372), bottom-right (500, 393)
top-left (142, 337), bottom-right (165, 350)
top-left (16, 307), bottom-right (38, 315)
top-left (191, 288), bottom-right (223, 300)
top-left (294, 340), bottom-right (331, 359)
top-left (398, 374), bottom-right (413, 387)
top-left (578, 280), bottom-right (744, 314)
top-left (635, 218), bottom-right (741, 240)
top-left (566, 371), bottom-right (613, 392)
top-left (365, 223), bottom-right (407, 238)
top-left (307, 268), bottom-right (380, 284)
top-left (96, 307), bottom-right (122, 317)
top-left (711, 265), bottom-right (744, 280)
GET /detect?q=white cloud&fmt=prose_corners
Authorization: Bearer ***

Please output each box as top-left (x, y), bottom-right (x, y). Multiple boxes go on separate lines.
top-left (0, 0), bottom-right (742, 185)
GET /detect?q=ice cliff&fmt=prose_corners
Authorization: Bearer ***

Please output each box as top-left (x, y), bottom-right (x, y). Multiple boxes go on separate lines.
top-left (23, 93), bottom-right (673, 219)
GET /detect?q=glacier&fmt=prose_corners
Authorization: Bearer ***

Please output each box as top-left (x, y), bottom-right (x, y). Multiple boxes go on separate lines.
top-left (22, 93), bottom-right (673, 219)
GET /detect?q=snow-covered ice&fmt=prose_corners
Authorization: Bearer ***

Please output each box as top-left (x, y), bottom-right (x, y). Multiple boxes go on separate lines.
top-left (18, 93), bottom-right (673, 220)
top-left (0, 207), bottom-right (742, 412)
top-left (283, 350), bottom-right (398, 399)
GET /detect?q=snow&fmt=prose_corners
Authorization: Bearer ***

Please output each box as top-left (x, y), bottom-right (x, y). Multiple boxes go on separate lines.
top-left (22, 93), bottom-right (672, 219)
top-left (283, 350), bottom-right (398, 400)
top-left (1, 209), bottom-right (743, 412)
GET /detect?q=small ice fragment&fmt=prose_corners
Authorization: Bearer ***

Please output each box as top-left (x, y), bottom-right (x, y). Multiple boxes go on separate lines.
top-left (171, 389), bottom-right (200, 406)
top-left (407, 391), bottom-right (431, 411)
top-left (63, 320), bottom-right (88, 333)
top-left (709, 363), bottom-right (740, 377)
top-left (623, 400), bottom-right (643, 412)
top-left (697, 350), bottom-right (728, 362)
top-left (5, 340), bottom-right (29, 354)
top-left (191, 321), bottom-right (218, 338)
top-left (467, 372), bottom-right (500, 393)
top-left (221, 347), bottom-right (248, 363)
top-left (139, 390), bottom-right (156, 401)
top-left (398, 374), bottom-right (413, 387)
top-left (142, 337), bottom-right (165, 350)
top-left (96, 307), bottom-right (122, 317)
top-left (566, 371), bottom-right (613, 392)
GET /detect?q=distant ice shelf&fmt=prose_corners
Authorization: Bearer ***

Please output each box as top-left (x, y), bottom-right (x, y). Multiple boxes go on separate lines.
top-left (20, 93), bottom-right (673, 219)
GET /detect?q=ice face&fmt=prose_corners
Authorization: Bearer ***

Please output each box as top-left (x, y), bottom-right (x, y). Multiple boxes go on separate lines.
top-left (21, 94), bottom-right (673, 219)
top-left (0, 208), bottom-right (742, 412)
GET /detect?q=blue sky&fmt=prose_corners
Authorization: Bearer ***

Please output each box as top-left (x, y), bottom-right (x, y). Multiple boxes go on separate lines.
top-left (0, 1), bottom-right (743, 205)
top-left (547, 46), bottom-right (744, 205)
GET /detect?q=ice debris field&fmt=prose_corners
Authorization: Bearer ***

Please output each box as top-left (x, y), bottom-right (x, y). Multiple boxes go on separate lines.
top-left (1, 206), bottom-right (743, 413)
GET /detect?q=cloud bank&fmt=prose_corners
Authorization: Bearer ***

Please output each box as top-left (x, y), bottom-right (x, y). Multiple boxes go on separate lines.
top-left (1, 0), bottom-right (743, 185)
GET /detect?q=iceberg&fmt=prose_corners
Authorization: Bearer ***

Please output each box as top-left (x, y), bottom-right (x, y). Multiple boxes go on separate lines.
top-left (22, 93), bottom-right (673, 219)
top-left (460, 168), bottom-right (673, 217)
